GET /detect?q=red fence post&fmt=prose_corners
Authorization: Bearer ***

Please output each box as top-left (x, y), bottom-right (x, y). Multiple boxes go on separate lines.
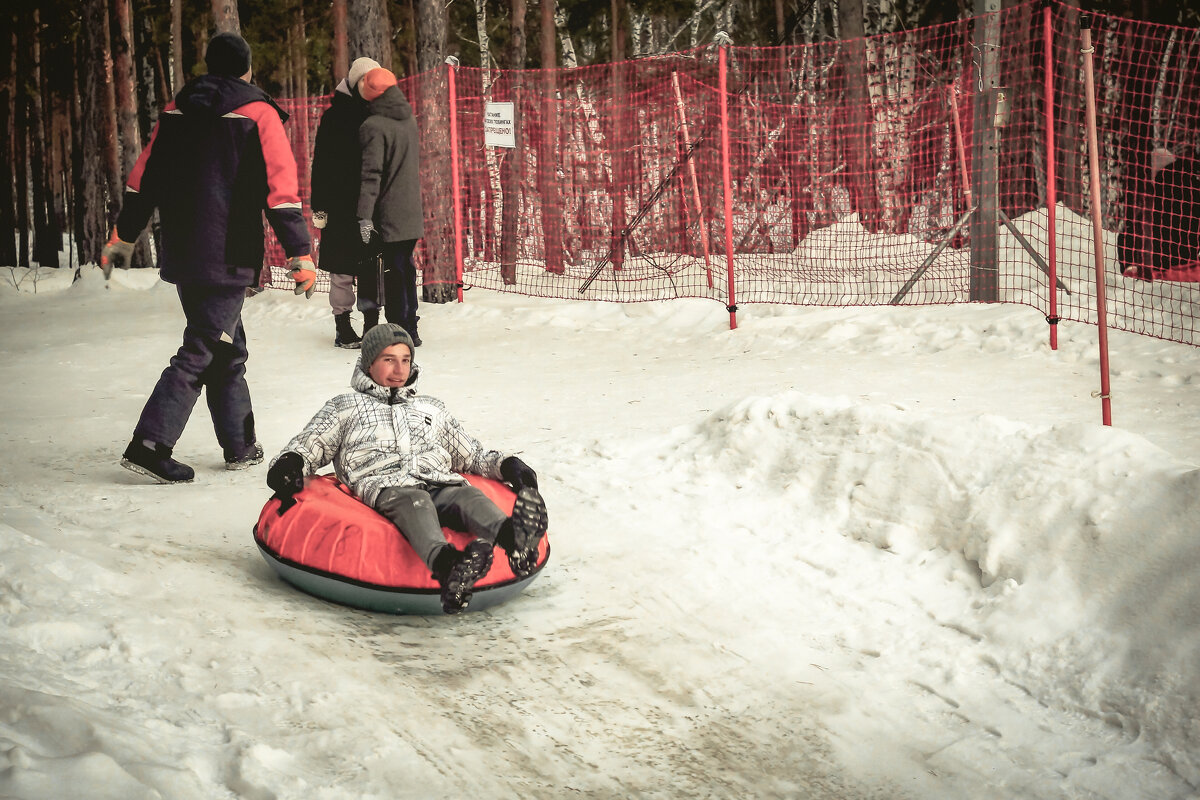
top-left (446, 57), bottom-right (465, 304)
top-left (1080, 16), bottom-right (1113, 426)
top-left (1042, 0), bottom-right (1060, 351)
top-left (717, 34), bottom-right (738, 331)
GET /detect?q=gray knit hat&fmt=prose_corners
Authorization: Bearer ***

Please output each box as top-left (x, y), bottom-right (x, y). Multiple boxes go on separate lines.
top-left (361, 324), bottom-right (414, 371)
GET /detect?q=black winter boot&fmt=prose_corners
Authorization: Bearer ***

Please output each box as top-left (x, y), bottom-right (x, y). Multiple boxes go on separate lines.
top-left (505, 487), bottom-right (548, 578)
top-left (121, 438), bottom-right (195, 484)
top-left (431, 539), bottom-right (494, 614)
top-left (362, 309), bottom-right (379, 337)
top-left (224, 442), bottom-right (264, 470)
top-left (334, 312), bottom-right (361, 349)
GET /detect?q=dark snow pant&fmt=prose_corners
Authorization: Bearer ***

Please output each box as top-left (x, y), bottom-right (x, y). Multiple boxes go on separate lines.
top-left (374, 484), bottom-right (507, 570)
top-left (359, 239), bottom-right (418, 333)
top-left (132, 284), bottom-right (254, 456)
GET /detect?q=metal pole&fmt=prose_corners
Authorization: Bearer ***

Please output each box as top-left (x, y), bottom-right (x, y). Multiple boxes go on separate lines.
top-left (717, 33), bottom-right (738, 330)
top-left (1042, 0), bottom-right (1060, 349)
top-left (446, 56), bottom-right (465, 303)
top-left (1080, 17), bottom-right (1113, 426)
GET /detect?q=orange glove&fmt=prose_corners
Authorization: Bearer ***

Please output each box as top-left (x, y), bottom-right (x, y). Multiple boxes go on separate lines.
top-left (100, 230), bottom-right (135, 279)
top-left (287, 255), bottom-right (316, 298)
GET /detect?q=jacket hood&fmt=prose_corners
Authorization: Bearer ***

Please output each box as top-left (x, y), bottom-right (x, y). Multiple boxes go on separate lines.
top-left (351, 360), bottom-right (420, 401)
top-left (176, 74), bottom-right (287, 121)
top-left (366, 85), bottom-right (413, 121)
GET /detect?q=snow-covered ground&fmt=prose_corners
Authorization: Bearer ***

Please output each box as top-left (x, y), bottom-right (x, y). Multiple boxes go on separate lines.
top-left (1, 262), bottom-right (1198, 799)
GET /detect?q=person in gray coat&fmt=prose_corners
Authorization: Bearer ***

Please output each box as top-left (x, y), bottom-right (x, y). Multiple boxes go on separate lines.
top-left (356, 68), bottom-right (426, 346)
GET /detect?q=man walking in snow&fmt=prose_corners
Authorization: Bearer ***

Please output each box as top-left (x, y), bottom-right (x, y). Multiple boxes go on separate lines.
top-left (266, 324), bottom-right (547, 613)
top-left (102, 31), bottom-right (316, 484)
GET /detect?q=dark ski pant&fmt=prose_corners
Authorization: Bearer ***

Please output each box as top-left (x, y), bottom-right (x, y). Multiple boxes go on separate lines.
top-left (132, 284), bottom-right (254, 455)
top-left (374, 484), bottom-right (507, 570)
top-left (358, 239), bottom-right (418, 332)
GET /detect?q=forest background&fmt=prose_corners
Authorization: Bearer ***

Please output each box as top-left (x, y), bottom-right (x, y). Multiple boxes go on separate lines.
top-left (1, 0), bottom-right (1197, 297)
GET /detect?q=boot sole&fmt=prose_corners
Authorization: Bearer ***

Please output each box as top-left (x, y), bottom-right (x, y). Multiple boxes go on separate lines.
top-left (120, 458), bottom-right (194, 484)
top-left (508, 488), bottom-right (548, 578)
top-left (225, 457), bottom-right (264, 471)
top-left (442, 540), bottom-right (494, 614)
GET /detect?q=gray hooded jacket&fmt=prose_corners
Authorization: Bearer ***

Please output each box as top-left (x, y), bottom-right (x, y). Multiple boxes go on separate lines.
top-left (357, 85), bottom-right (425, 242)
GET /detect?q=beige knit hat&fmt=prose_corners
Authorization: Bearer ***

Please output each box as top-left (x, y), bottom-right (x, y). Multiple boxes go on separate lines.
top-left (347, 57), bottom-right (381, 89)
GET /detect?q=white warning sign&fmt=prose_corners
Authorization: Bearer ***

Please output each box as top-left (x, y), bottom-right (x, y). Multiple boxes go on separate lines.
top-left (484, 101), bottom-right (516, 148)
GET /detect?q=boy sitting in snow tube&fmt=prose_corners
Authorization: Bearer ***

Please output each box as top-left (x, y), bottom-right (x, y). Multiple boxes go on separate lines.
top-left (266, 324), bottom-right (548, 614)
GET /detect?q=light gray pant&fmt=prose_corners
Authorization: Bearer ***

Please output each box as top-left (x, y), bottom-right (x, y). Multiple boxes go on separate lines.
top-left (374, 485), bottom-right (507, 569)
top-left (327, 273), bottom-right (381, 315)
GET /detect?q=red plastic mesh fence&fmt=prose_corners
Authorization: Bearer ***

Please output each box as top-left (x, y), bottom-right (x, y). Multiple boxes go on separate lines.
top-left (264, 0), bottom-right (1199, 346)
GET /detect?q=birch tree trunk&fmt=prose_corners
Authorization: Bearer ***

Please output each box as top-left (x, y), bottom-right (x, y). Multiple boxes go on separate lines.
top-left (836, 0), bottom-right (882, 231)
top-left (474, 0), bottom-right (501, 262)
top-left (500, 0), bottom-right (526, 284)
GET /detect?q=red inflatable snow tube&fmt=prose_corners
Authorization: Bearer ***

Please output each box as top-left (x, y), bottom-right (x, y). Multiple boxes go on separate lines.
top-left (253, 474), bottom-right (550, 614)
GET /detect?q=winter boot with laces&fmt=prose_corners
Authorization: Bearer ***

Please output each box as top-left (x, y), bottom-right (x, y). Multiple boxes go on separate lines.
top-left (431, 539), bottom-right (494, 614)
top-left (334, 312), bottom-right (361, 349)
top-left (502, 487), bottom-right (548, 579)
top-left (121, 438), bottom-right (195, 484)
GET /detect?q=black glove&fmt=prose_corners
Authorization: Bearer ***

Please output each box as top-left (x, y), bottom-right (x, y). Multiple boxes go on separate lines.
top-left (267, 452), bottom-right (306, 508)
top-left (500, 456), bottom-right (538, 491)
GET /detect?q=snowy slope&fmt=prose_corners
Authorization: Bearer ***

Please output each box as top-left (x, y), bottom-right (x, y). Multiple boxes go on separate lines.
top-left (0, 265), bottom-right (1197, 799)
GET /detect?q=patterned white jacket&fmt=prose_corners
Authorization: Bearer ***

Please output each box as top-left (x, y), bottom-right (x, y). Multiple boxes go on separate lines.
top-left (278, 362), bottom-right (507, 507)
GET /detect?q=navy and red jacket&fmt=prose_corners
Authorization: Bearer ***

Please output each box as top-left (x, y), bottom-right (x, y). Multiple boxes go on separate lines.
top-left (117, 75), bottom-right (311, 287)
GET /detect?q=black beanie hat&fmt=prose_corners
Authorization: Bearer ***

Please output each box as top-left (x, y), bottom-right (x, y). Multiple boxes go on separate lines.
top-left (206, 32), bottom-right (252, 77)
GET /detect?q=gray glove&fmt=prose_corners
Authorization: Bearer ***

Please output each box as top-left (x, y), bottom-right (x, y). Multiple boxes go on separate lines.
top-left (359, 219), bottom-right (375, 244)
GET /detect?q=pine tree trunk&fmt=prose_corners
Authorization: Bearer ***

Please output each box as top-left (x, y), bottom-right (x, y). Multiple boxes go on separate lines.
top-left (538, 0), bottom-right (564, 273)
top-left (78, 0), bottom-right (113, 266)
top-left (170, 0), bottom-right (183, 93)
top-left (15, 14), bottom-right (31, 267)
top-left (2, 25), bottom-right (19, 267)
top-left (608, 0), bottom-right (629, 270)
top-left (348, 0), bottom-right (393, 69)
top-left (26, 9), bottom-right (58, 267)
top-left (500, 0), bottom-right (526, 284)
top-left (415, 0), bottom-right (457, 303)
top-left (111, 0), bottom-right (152, 265)
top-left (212, 0), bottom-right (240, 34)
top-left (332, 0), bottom-right (348, 83)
